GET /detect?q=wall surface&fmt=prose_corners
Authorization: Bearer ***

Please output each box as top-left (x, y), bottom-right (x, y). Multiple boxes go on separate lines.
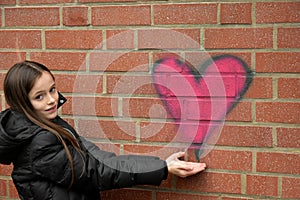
top-left (0, 0), bottom-right (299, 199)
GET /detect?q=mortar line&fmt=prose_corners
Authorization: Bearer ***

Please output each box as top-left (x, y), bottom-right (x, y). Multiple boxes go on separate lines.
top-left (88, 6), bottom-right (92, 26)
top-left (278, 176), bottom-right (282, 198)
top-left (1, 7), bottom-right (4, 28)
top-left (273, 26), bottom-right (278, 50)
top-left (272, 77), bottom-right (278, 100)
top-left (241, 173), bottom-right (247, 194)
top-left (272, 126), bottom-right (278, 148)
top-left (102, 72), bottom-right (107, 94)
top-left (136, 121), bottom-right (140, 143)
top-left (59, 6), bottom-right (63, 28)
top-left (217, 2), bottom-right (221, 25)
top-left (252, 151), bottom-right (257, 173)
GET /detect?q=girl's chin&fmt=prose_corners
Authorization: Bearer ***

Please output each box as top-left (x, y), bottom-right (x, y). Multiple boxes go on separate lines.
top-left (48, 112), bottom-right (58, 119)
top-left (43, 111), bottom-right (58, 120)
top-left (48, 114), bottom-right (58, 120)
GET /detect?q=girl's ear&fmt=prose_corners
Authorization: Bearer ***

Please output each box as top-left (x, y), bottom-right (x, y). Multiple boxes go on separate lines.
top-left (57, 92), bottom-right (67, 108)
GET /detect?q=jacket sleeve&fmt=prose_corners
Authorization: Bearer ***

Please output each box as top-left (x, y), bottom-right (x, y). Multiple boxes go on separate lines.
top-left (30, 131), bottom-right (96, 193)
top-left (30, 131), bottom-right (167, 192)
top-left (80, 137), bottom-right (168, 191)
top-left (97, 154), bottom-right (168, 191)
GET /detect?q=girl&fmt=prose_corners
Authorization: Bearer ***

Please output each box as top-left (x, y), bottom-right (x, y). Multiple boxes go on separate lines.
top-left (0, 61), bottom-right (206, 200)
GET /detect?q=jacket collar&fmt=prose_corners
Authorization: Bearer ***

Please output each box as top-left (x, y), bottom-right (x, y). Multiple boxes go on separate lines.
top-left (57, 92), bottom-right (67, 109)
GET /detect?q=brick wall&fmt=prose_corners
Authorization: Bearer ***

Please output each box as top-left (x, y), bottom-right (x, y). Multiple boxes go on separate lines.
top-left (0, 0), bottom-right (299, 200)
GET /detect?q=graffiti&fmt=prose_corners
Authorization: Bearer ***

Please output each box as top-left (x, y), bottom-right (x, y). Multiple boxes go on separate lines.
top-left (153, 55), bottom-right (253, 161)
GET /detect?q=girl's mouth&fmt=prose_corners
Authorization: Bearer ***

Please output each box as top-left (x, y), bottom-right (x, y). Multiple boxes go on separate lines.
top-left (46, 105), bottom-right (57, 113)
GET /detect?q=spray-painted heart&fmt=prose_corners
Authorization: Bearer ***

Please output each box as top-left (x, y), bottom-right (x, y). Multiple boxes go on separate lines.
top-left (153, 55), bottom-right (253, 160)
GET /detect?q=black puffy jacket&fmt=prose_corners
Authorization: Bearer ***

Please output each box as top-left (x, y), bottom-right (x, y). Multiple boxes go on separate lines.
top-left (0, 109), bottom-right (168, 200)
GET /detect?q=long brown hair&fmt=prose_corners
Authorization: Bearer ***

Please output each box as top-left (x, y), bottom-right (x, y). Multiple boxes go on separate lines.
top-left (4, 60), bottom-right (82, 188)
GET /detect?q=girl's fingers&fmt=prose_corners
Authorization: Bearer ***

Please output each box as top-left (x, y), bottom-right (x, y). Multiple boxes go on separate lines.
top-left (166, 151), bottom-right (207, 178)
top-left (176, 161), bottom-right (206, 171)
top-left (179, 163), bottom-right (206, 177)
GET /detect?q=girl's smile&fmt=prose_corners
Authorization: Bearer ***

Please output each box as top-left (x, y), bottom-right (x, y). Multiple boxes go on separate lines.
top-left (28, 71), bottom-right (59, 120)
top-left (46, 105), bottom-right (57, 113)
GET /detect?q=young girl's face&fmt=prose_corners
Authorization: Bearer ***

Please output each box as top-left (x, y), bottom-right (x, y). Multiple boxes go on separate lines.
top-left (28, 71), bottom-right (59, 120)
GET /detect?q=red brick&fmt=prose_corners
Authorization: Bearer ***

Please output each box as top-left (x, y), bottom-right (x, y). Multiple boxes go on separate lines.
top-left (225, 101), bottom-right (252, 122)
top-left (185, 52), bottom-right (252, 72)
top-left (277, 127), bottom-right (300, 148)
top-left (278, 78), bottom-right (300, 98)
top-left (156, 192), bottom-right (218, 200)
top-left (222, 197), bottom-right (253, 200)
top-left (154, 4), bottom-right (217, 25)
top-left (183, 51), bottom-right (223, 67)
top-left (257, 152), bottom-right (300, 174)
top-left (45, 30), bottom-right (102, 49)
top-left (123, 97), bottom-right (168, 119)
top-left (52, 74), bottom-right (78, 93)
top-left (90, 52), bottom-right (149, 72)
top-left (0, 179), bottom-right (7, 196)
top-left (201, 150), bottom-right (252, 171)
top-left (153, 52), bottom-right (182, 64)
top-left (142, 121), bottom-right (222, 145)
top-left (62, 96), bottom-right (118, 117)
top-left (101, 189), bottom-right (152, 200)
top-left (123, 144), bottom-right (178, 159)
top-left (0, 30), bottom-right (42, 49)
top-left (205, 28), bottom-right (273, 49)
top-left (174, 29), bottom-right (201, 46)
top-left (140, 122), bottom-right (178, 143)
top-left (92, 5), bottom-right (151, 26)
top-left (282, 177), bottom-right (300, 199)
top-left (8, 180), bottom-right (18, 198)
top-left (20, 0), bottom-right (72, 4)
top-left (256, 52), bottom-right (300, 73)
top-left (0, 9), bottom-right (1, 27)
top-left (220, 3), bottom-right (252, 24)
top-left (138, 29), bottom-right (200, 49)
top-left (80, 0), bottom-right (135, 2)
top-left (123, 144), bottom-right (161, 155)
top-left (244, 77), bottom-right (272, 99)
top-left (246, 175), bottom-right (278, 197)
top-left (159, 174), bottom-right (173, 189)
top-left (256, 2), bottom-right (300, 23)
top-left (30, 52), bottom-right (87, 71)
top-left (217, 125), bottom-right (273, 147)
top-left (0, 0), bottom-right (16, 5)
top-left (5, 7), bottom-right (59, 26)
top-left (256, 102), bottom-right (300, 124)
top-left (55, 74), bottom-right (103, 93)
top-left (106, 75), bottom-right (155, 95)
top-left (106, 29), bottom-right (135, 49)
top-left (278, 28), bottom-right (300, 48)
top-left (0, 164), bottom-right (13, 176)
top-left (63, 118), bottom-right (74, 128)
top-left (176, 172), bottom-right (241, 194)
top-left (77, 119), bottom-right (136, 141)
top-left (63, 6), bottom-right (89, 26)
top-left (0, 52), bottom-right (26, 70)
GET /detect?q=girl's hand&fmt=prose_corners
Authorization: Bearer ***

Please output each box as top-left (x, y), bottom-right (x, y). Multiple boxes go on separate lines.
top-left (166, 152), bottom-right (206, 178)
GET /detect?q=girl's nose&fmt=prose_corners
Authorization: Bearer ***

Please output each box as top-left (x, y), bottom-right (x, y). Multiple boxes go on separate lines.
top-left (47, 94), bottom-right (56, 104)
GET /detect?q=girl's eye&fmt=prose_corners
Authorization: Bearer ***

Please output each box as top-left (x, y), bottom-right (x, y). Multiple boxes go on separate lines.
top-left (50, 87), bottom-right (56, 93)
top-left (35, 95), bottom-right (43, 100)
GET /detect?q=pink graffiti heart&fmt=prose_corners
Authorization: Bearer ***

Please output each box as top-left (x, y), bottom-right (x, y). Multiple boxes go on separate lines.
top-left (153, 55), bottom-right (253, 146)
